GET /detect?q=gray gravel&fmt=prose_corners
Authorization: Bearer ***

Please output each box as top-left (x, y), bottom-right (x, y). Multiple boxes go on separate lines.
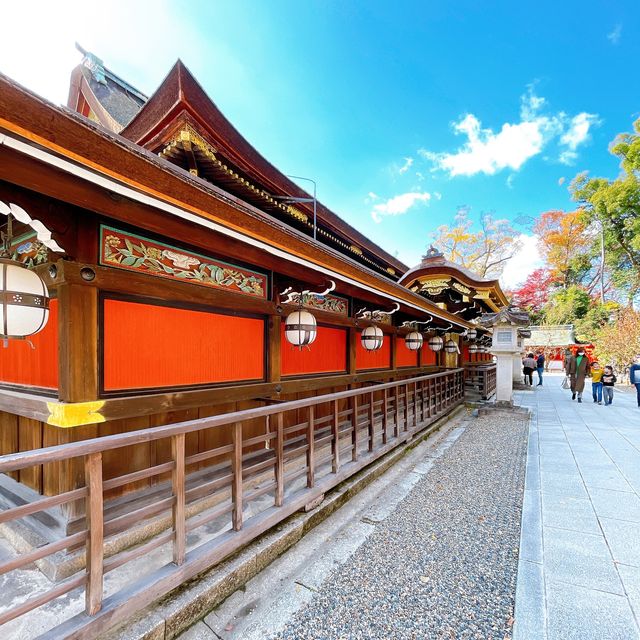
top-left (273, 412), bottom-right (528, 640)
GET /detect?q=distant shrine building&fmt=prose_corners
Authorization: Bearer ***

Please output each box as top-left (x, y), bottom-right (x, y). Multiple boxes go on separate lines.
top-left (0, 49), bottom-right (509, 634)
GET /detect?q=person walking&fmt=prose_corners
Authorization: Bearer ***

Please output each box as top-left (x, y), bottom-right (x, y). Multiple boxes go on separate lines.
top-left (629, 355), bottom-right (640, 408)
top-left (535, 351), bottom-right (545, 386)
top-left (602, 366), bottom-right (617, 405)
top-left (566, 348), bottom-right (590, 403)
top-left (591, 361), bottom-right (603, 404)
top-left (522, 353), bottom-right (536, 386)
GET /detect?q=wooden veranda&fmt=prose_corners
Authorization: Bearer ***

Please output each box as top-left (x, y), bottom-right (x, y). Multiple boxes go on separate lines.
top-left (0, 369), bottom-right (463, 637)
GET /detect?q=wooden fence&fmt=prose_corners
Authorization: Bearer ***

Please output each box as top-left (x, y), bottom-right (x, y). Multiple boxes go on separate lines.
top-left (0, 368), bottom-right (464, 639)
top-left (464, 363), bottom-right (497, 400)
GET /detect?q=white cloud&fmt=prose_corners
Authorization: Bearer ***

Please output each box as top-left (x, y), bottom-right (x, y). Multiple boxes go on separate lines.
top-left (371, 191), bottom-right (432, 223)
top-left (364, 192), bottom-right (379, 204)
top-left (558, 112), bottom-right (600, 164)
top-left (607, 24), bottom-right (622, 44)
top-left (398, 157), bottom-right (414, 174)
top-left (420, 87), bottom-right (599, 177)
top-left (500, 234), bottom-right (542, 289)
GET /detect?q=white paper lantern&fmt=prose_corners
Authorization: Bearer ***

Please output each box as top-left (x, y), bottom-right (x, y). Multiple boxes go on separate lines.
top-left (284, 309), bottom-right (317, 347)
top-left (405, 331), bottom-right (423, 351)
top-left (428, 335), bottom-right (443, 352)
top-left (468, 343), bottom-right (479, 354)
top-left (466, 327), bottom-right (477, 340)
top-left (444, 339), bottom-right (458, 353)
top-left (361, 325), bottom-right (384, 351)
top-left (0, 261), bottom-right (49, 339)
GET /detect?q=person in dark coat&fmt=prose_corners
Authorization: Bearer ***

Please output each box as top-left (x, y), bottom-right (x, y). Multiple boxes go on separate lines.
top-left (535, 351), bottom-right (545, 386)
top-left (629, 355), bottom-right (640, 408)
top-left (565, 348), bottom-right (590, 403)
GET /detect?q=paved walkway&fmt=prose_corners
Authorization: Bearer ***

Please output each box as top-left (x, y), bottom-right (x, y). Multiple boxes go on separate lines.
top-left (514, 373), bottom-right (640, 639)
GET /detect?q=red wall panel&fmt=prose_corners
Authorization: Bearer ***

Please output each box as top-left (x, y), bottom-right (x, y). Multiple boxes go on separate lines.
top-left (103, 299), bottom-right (265, 391)
top-left (0, 299), bottom-right (58, 390)
top-left (356, 331), bottom-right (391, 370)
top-left (421, 343), bottom-right (437, 366)
top-left (281, 325), bottom-right (347, 376)
top-left (462, 344), bottom-right (470, 362)
top-left (396, 336), bottom-right (419, 368)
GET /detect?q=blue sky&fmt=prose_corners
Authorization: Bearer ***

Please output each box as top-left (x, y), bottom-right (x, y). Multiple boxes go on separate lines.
top-left (1, 1), bottom-right (639, 287)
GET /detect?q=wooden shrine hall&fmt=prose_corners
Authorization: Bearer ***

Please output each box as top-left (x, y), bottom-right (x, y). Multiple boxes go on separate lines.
top-left (0, 48), bottom-right (504, 637)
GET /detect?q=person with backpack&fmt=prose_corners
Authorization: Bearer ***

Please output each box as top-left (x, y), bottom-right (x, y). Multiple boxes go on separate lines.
top-left (535, 351), bottom-right (545, 386)
top-left (602, 366), bottom-right (617, 406)
top-left (629, 355), bottom-right (640, 408)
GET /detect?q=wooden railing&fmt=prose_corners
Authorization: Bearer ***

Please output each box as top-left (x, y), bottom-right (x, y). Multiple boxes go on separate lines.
top-left (464, 363), bottom-right (497, 400)
top-left (0, 368), bottom-right (464, 639)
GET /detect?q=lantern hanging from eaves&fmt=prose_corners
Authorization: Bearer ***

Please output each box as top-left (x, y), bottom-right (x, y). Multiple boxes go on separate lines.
top-left (404, 331), bottom-right (423, 351)
top-left (468, 343), bottom-right (479, 354)
top-left (444, 338), bottom-right (458, 354)
top-left (427, 334), bottom-right (443, 352)
top-left (284, 309), bottom-right (317, 348)
top-left (465, 327), bottom-right (477, 341)
top-left (361, 325), bottom-right (384, 351)
top-left (0, 212), bottom-right (50, 345)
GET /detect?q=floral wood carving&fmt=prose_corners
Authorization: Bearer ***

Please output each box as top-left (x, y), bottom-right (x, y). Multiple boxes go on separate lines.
top-left (100, 226), bottom-right (267, 298)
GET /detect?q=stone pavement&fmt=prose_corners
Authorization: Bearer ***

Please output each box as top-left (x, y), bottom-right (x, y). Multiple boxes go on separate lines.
top-left (514, 373), bottom-right (640, 640)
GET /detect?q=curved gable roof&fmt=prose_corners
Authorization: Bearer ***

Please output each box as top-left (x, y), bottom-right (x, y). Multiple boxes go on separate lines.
top-left (120, 61), bottom-right (407, 276)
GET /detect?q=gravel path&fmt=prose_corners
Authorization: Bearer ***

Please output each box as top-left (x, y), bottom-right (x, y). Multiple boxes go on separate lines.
top-left (273, 412), bottom-right (528, 640)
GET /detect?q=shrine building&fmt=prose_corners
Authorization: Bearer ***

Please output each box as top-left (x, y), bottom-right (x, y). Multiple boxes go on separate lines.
top-left (0, 49), bottom-right (506, 636)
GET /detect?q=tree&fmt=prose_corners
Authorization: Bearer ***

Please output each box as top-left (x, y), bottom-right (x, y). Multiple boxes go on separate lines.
top-left (571, 118), bottom-right (640, 306)
top-left (533, 210), bottom-right (594, 288)
top-left (543, 286), bottom-right (591, 326)
top-left (593, 307), bottom-right (640, 372)
top-left (432, 208), bottom-right (521, 278)
top-left (510, 268), bottom-right (557, 324)
top-left (574, 301), bottom-right (618, 343)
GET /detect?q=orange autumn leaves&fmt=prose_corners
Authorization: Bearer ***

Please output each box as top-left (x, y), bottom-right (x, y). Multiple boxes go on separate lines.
top-left (533, 209), bottom-right (593, 286)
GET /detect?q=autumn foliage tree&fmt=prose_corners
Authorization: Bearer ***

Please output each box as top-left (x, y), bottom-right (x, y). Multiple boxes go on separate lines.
top-left (533, 210), bottom-right (594, 288)
top-left (510, 268), bottom-right (557, 320)
top-left (432, 208), bottom-right (521, 278)
top-left (593, 307), bottom-right (640, 370)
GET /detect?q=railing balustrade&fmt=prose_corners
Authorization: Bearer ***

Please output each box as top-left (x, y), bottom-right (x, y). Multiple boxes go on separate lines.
top-left (0, 368), bottom-right (464, 639)
top-left (464, 363), bottom-right (497, 400)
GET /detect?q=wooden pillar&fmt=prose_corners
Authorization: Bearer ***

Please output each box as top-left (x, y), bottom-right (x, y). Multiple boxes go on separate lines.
top-left (390, 331), bottom-right (397, 371)
top-left (268, 314), bottom-right (281, 383)
top-left (348, 327), bottom-right (357, 375)
top-left (57, 283), bottom-right (99, 526)
top-left (58, 283), bottom-right (98, 403)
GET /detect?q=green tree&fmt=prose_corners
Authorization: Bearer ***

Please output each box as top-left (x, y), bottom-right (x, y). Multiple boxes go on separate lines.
top-left (543, 286), bottom-right (590, 326)
top-left (574, 301), bottom-right (619, 343)
top-left (571, 118), bottom-right (640, 306)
